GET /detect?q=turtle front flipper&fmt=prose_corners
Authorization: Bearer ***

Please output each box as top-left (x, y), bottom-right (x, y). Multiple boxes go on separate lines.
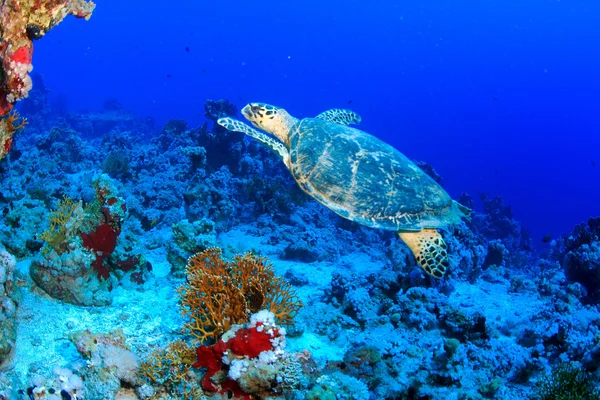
top-left (218, 117), bottom-right (290, 167)
top-left (316, 109), bottom-right (362, 126)
top-left (398, 229), bottom-right (449, 278)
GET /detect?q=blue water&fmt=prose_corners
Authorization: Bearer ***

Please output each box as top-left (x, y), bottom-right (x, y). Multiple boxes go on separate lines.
top-left (33, 0), bottom-right (600, 241)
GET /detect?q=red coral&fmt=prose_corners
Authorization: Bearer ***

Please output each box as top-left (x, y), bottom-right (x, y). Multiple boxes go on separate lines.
top-left (80, 223), bottom-right (118, 279)
top-left (229, 324), bottom-right (276, 358)
top-left (116, 255), bottom-right (140, 272)
top-left (2, 136), bottom-right (12, 156)
top-left (192, 325), bottom-right (277, 399)
top-left (1, 110), bottom-right (28, 159)
top-left (10, 46), bottom-right (32, 64)
top-left (194, 343), bottom-right (225, 392)
top-left (81, 223), bottom-right (118, 255)
top-left (0, 94), bottom-right (13, 116)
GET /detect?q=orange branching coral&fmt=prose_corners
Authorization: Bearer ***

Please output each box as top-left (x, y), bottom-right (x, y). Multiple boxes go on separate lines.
top-left (0, 109), bottom-right (27, 159)
top-left (178, 248), bottom-right (302, 343)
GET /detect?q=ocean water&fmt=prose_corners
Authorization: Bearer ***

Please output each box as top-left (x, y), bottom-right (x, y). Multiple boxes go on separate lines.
top-left (1, 1), bottom-right (600, 399)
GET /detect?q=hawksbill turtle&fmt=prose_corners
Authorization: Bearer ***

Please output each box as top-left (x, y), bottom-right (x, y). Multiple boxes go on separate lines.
top-left (218, 103), bottom-right (470, 278)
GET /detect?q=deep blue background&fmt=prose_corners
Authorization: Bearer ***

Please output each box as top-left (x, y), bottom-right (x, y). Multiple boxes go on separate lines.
top-left (30, 0), bottom-right (600, 241)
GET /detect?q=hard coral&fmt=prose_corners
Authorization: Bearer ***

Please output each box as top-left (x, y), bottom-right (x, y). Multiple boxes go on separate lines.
top-left (178, 248), bottom-right (302, 343)
top-left (70, 328), bottom-right (141, 397)
top-left (0, 248), bottom-right (18, 366)
top-left (204, 99), bottom-right (237, 122)
top-left (561, 217), bottom-right (600, 303)
top-left (140, 340), bottom-right (204, 399)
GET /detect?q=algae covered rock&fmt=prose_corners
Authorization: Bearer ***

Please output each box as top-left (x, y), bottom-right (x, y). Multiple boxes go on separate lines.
top-left (166, 218), bottom-right (218, 276)
top-left (0, 248), bottom-right (18, 365)
top-left (70, 329), bottom-right (141, 400)
top-left (30, 246), bottom-right (114, 306)
top-left (30, 174), bottom-right (126, 306)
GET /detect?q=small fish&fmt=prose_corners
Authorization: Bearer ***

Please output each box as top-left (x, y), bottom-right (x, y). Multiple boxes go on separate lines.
top-left (541, 233), bottom-right (552, 243)
top-left (166, 74), bottom-right (173, 78)
top-left (592, 160), bottom-right (596, 167)
top-left (202, 68), bottom-right (206, 73)
top-left (492, 96), bottom-right (499, 101)
top-left (347, 100), bottom-right (353, 104)
top-left (185, 46), bottom-right (190, 52)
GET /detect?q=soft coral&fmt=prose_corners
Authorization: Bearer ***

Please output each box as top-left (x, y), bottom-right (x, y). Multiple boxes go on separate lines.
top-left (193, 321), bottom-right (281, 399)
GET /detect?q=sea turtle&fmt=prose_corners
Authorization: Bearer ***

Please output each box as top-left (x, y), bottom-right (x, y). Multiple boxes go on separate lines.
top-left (218, 103), bottom-right (470, 278)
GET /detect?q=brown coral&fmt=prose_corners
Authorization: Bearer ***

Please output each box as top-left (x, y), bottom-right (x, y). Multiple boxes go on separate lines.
top-left (178, 248), bottom-right (302, 343)
top-left (140, 340), bottom-right (203, 399)
top-left (0, 109), bottom-right (27, 159)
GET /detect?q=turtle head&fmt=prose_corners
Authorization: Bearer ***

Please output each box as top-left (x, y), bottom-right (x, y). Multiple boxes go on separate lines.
top-left (242, 103), bottom-right (296, 145)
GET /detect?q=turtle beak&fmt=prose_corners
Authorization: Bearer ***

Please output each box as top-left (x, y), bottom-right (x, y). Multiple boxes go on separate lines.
top-left (241, 104), bottom-right (254, 120)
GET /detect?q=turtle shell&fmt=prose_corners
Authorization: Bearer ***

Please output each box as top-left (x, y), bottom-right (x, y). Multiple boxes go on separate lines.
top-left (288, 118), bottom-right (458, 231)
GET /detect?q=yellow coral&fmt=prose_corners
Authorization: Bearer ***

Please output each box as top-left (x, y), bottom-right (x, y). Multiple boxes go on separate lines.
top-left (140, 340), bottom-right (203, 400)
top-left (178, 248), bottom-right (302, 343)
top-left (40, 195), bottom-right (84, 254)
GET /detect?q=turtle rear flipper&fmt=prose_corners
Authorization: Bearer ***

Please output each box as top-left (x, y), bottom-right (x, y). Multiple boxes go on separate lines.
top-left (316, 109), bottom-right (362, 126)
top-left (398, 229), bottom-right (449, 278)
top-left (218, 117), bottom-right (290, 167)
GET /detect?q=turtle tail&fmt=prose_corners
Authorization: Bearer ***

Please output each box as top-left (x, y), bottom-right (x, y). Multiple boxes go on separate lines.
top-left (398, 229), bottom-right (449, 279)
top-left (454, 200), bottom-right (472, 220)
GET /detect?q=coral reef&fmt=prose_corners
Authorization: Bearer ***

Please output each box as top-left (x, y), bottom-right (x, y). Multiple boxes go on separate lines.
top-left (30, 174), bottom-right (126, 306)
top-left (192, 310), bottom-right (301, 399)
top-left (0, 110), bottom-right (27, 159)
top-left (8, 367), bottom-right (85, 400)
top-left (70, 329), bottom-right (141, 399)
top-left (0, 196), bottom-right (47, 258)
top-left (0, 99), bottom-right (599, 399)
top-left (474, 193), bottom-right (531, 253)
top-left (533, 362), bottom-right (600, 400)
top-left (166, 218), bottom-right (218, 276)
top-left (178, 248), bottom-right (302, 343)
top-left (556, 217), bottom-right (600, 303)
top-left (0, 0), bottom-right (95, 159)
top-left (140, 340), bottom-right (203, 399)
top-left (0, 248), bottom-right (18, 366)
